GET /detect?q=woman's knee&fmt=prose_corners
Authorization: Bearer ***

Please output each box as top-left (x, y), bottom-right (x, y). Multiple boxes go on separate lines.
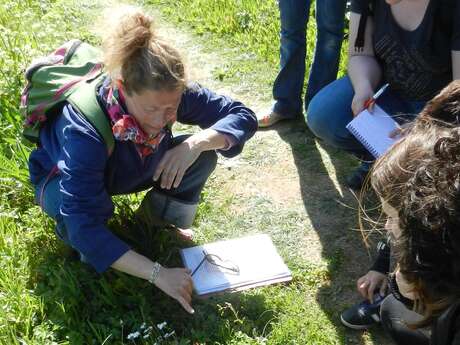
top-left (306, 77), bottom-right (355, 144)
top-left (195, 149), bottom-right (217, 176)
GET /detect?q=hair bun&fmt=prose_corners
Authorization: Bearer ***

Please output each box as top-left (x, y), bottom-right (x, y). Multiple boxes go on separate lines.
top-left (101, 6), bottom-right (155, 75)
top-left (123, 11), bottom-right (154, 50)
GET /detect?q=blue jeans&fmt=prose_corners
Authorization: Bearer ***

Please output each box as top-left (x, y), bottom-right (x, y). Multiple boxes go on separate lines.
top-left (306, 76), bottom-right (426, 160)
top-left (34, 135), bottom-right (217, 251)
top-left (273, 0), bottom-right (347, 118)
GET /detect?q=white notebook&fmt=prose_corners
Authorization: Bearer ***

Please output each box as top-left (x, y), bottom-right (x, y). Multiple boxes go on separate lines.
top-left (180, 234), bottom-right (292, 297)
top-left (346, 105), bottom-right (399, 158)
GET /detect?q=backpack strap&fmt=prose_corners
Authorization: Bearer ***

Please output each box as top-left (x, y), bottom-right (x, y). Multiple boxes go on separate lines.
top-left (354, 0), bottom-right (375, 52)
top-left (68, 75), bottom-right (115, 156)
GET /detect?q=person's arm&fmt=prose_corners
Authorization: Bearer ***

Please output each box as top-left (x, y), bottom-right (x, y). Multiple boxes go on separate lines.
top-left (348, 12), bottom-right (382, 115)
top-left (59, 105), bottom-right (130, 273)
top-left (153, 128), bottom-right (227, 189)
top-left (154, 84), bottom-right (257, 189)
top-left (60, 105), bottom-right (194, 313)
top-left (453, 51), bottom-right (460, 80)
top-left (357, 240), bottom-right (390, 302)
top-left (111, 250), bottom-right (194, 314)
top-left (177, 83), bottom-right (257, 157)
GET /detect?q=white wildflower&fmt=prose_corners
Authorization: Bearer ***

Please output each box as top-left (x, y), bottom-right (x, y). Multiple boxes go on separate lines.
top-left (143, 326), bottom-right (153, 334)
top-left (126, 331), bottom-right (141, 340)
top-left (163, 330), bottom-right (175, 339)
top-left (156, 321), bottom-right (167, 330)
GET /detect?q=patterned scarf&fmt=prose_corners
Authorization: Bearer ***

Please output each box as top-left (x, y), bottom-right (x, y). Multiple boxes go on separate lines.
top-left (99, 78), bottom-right (168, 158)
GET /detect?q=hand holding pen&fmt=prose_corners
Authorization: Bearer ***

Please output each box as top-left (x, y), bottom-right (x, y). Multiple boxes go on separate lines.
top-left (363, 83), bottom-right (389, 112)
top-left (351, 83), bottom-right (389, 117)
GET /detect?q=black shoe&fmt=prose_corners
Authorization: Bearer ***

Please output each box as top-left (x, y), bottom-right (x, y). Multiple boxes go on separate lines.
top-left (346, 162), bottom-right (372, 191)
top-left (340, 294), bottom-right (384, 330)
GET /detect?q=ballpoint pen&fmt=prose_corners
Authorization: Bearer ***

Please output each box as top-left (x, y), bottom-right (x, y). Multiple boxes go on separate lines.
top-left (364, 83), bottom-right (389, 109)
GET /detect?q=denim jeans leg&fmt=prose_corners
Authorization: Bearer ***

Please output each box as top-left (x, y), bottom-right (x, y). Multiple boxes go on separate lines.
top-left (306, 76), bottom-right (372, 160)
top-left (305, 0), bottom-right (347, 108)
top-left (139, 135), bottom-right (218, 228)
top-left (273, 0), bottom-right (311, 118)
top-left (34, 174), bottom-right (89, 263)
top-left (34, 175), bottom-right (74, 248)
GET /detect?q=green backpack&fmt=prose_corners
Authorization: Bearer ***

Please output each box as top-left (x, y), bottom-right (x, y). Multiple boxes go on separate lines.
top-left (21, 40), bottom-right (114, 154)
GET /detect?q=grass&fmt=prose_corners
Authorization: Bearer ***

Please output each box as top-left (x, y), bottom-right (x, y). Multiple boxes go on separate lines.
top-left (0, 0), bottom-right (388, 344)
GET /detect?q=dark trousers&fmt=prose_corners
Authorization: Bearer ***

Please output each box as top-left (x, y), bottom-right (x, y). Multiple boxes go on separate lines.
top-left (380, 294), bottom-right (431, 345)
top-left (34, 135), bottom-right (218, 248)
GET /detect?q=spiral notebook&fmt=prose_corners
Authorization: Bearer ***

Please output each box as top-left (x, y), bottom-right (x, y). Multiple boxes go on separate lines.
top-left (346, 105), bottom-right (399, 158)
top-left (180, 234), bottom-right (292, 297)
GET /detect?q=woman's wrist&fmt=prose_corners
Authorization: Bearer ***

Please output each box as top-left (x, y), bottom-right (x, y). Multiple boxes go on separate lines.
top-left (148, 262), bottom-right (163, 285)
top-left (186, 129), bottom-right (227, 152)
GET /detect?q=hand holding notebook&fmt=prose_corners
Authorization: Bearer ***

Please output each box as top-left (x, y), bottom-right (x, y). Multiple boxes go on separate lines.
top-left (346, 105), bottom-right (399, 158)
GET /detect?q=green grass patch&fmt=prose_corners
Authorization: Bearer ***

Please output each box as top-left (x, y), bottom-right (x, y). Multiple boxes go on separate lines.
top-left (0, 0), bottom-right (388, 344)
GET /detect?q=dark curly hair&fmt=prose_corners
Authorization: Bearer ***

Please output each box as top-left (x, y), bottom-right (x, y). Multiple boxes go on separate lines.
top-left (371, 80), bottom-right (460, 326)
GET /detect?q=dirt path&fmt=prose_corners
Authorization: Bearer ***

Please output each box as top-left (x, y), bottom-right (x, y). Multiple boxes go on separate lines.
top-left (154, 11), bottom-right (393, 345)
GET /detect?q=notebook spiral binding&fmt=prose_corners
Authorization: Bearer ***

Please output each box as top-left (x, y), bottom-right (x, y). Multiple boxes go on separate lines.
top-left (347, 125), bottom-right (380, 158)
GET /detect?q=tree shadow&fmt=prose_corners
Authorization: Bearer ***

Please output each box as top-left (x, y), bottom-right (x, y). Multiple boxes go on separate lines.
top-left (27, 213), bottom-right (274, 344)
top-left (272, 118), bottom-right (392, 345)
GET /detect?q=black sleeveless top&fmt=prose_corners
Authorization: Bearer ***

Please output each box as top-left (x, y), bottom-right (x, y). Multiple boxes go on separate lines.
top-left (351, 0), bottom-right (460, 101)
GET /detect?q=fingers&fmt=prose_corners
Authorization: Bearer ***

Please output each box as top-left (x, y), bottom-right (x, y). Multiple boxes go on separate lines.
top-left (173, 168), bottom-right (185, 188)
top-left (161, 164), bottom-right (179, 189)
top-left (388, 128), bottom-right (400, 138)
top-left (176, 227), bottom-right (194, 241)
top-left (177, 276), bottom-right (194, 314)
top-left (380, 280), bottom-right (388, 297)
top-left (367, 281), bottom-right (377, 303)
top-left (367, 101), bottom-right (375, 113)
top-left (357, 279), bottom-right (369, 299)
top-left (352, 103), bottom-right (362, 117)
top-left (154, 153), bottom-right (180, 190)
top-left (177, 296), bottom-right (194, 314)
top-left (153, 155), bottom-right (168, 182)
top-left (182, 276), bottom-right (193, 296)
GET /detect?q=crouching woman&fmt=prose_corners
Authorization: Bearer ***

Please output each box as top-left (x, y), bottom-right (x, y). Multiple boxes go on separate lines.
top-left (28, 7), bottom-right (257, 313)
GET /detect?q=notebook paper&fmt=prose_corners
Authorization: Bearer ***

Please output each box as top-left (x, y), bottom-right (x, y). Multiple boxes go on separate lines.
top-left (346, 105), bottom-right (399, 158)
top-left (180, 234), bottom-right (292, 296)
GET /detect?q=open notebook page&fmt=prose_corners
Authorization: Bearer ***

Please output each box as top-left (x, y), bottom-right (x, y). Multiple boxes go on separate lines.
top-left (180, 234), bottom-right (291, 296)
top-left (346, 105), bottom-right (399, 158)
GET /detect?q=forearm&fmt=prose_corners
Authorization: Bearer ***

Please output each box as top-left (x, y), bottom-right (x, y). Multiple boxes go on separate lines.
top-left (348, 55), bottom-right (382, 94)
top-left (111, 249), bottom-right (155, 281)
top-left (369, 240), bottom-right (391, 274)
top-left (185, 128), bottom-right (228, 152)
top-left (112, 249), bottom-right (195, 313)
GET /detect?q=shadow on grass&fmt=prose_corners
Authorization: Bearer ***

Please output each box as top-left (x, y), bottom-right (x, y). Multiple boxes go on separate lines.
top-left (27, 215), bottom-right (274, 344)
top-left (273, 118), bottom-right (391, 345)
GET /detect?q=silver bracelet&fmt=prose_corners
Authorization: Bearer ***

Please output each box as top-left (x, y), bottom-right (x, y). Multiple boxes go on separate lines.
top-left (148, 262), bottom-right (162, 284)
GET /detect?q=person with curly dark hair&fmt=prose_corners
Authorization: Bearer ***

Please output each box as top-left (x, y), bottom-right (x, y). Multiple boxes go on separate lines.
top-left (341, 80), bottom-right (460, 344)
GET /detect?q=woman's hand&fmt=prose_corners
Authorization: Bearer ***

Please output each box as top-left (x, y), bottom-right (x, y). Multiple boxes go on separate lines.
top-left (154, 267), bottom-right (194, 314)
top-left (153, 140), bottom-right (202, 190)
top-left (153, 129), bottom-right (228, 190)
top-left (351, 88), bottom-right (375, 116)
top-left (357, 270), bottom-right (388, 302)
